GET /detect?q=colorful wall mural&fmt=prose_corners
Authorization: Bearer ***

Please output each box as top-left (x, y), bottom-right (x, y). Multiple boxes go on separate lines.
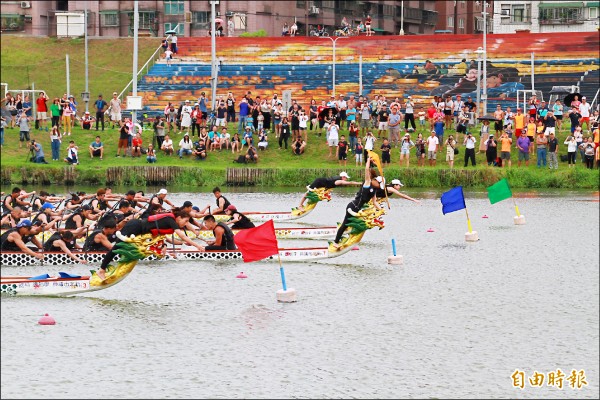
top-left (137, 32), bottom-right (599, 115)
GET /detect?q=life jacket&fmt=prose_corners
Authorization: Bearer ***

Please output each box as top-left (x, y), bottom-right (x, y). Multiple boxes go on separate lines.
top-left (216, 222), bottom-right (236, 250)
top-left (148, 212), bottom-right (176, 236)
top-left (231, 212), bottom-right (255, 229)
top-left (84, 229), bottom-right (116, 252)
top-left (215, 196), bottom-right (231, 214)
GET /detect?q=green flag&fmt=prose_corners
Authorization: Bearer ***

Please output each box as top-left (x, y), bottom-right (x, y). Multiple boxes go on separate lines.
top-left (487, 178), bottom-right (512, 204)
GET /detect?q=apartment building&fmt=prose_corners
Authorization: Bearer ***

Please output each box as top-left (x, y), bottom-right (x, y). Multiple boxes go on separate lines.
top-left (0, 0), bottom-right (438, 37)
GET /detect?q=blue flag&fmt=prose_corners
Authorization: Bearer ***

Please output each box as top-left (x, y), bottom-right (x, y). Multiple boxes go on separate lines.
top-left (441, 186), bottom-right (466, 215)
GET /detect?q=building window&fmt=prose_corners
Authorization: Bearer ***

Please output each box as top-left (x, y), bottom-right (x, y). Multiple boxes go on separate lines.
top-left (164, 22), bottom-right (184, 35)
top-left (296, 0), bottom-right (306, 8)
top-left (100, 12), bottom-right (119, 27)
top-left (458, 18), bottom-right (464, 28)
top-left (511, 4), bottom-right (531, 23)
top-left (0, 14), bottom-right (24, 31)
top-left (164, 0), bottom-right (184, 16)
top-left (590, 7), bottom-right (598, 19)
top-left (231, 13), bottom-right (247, 30)
top-left (192, 11), bottom-right (209, 29)
top-left (539, 6), bottom-right (583, 24)
top-left (447, 16), bottom-right (454, 27)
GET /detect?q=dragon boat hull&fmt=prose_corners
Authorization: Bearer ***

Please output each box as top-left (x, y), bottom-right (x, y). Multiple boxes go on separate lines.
top-left (0, 243), bottom-right (353, 267)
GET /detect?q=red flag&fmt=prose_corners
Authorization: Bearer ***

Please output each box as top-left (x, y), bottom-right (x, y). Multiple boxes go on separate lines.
top-left (234, 219), bottom-right (279, 263)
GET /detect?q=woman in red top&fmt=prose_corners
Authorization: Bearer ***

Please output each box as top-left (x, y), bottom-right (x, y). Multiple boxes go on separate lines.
top-left (365, 15), bottom-right (372, 36)
top-left (132, 132), bottom-right (143, 157)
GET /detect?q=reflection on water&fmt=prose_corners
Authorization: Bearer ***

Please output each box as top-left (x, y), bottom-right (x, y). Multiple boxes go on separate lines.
top-left (2, 192), bottom-right (598, 399)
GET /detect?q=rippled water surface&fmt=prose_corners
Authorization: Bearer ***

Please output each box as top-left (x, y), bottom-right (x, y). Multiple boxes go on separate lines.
top-left (2, 190), bottom-right (599, 399)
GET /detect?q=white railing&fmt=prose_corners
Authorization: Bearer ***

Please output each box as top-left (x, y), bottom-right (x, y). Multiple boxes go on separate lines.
top-left (118, 44), bottom-right (163, 100)
top-left (591, 88), bottom-right (600, 113)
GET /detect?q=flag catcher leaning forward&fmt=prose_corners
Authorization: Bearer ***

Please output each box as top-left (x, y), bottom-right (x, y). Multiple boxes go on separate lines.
top-left (96, 209), bottom-right (203, 280)
top-left (332, 157), bottom-right (384, 248)
top-left (298, 172), bottom-right (362, 209)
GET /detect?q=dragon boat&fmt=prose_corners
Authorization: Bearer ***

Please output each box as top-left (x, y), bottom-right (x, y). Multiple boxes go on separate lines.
top-left (213, 187), bottom-right (333, 223)
top-left (3, 225), bottom-right (339, 244)
top-left (1, 204), bottom-right (385, 296)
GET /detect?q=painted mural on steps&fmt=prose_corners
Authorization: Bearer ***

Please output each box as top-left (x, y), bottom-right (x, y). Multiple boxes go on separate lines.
top-left (136, 32), bottom-right (599, 115)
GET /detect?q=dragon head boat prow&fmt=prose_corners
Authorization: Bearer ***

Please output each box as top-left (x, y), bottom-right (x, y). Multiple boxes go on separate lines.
top-left (90, 233), bottom-right (166, 287)
top-left (327, 205), bottom-right (386, 254)
top-left (291, 188), bottom-right (332, 217)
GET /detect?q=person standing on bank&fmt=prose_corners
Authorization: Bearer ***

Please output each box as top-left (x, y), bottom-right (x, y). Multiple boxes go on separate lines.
top-left (463, 132), bottom-right (477, 167)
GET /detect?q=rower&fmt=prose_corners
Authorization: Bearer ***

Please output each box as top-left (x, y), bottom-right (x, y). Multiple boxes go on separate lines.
top-left (31, 191), bottom-right (64, 212)
top-left (375, 179), bottom-right (420, 204)
top-left (298, 172), bottom-right (362, 209)
top-left (99, 200), bottom-right (134, 230)
top-left (64, 204), bottom-right (99, 230)
top-left (332, 158), bottom-right (383, 248)
top-left (0, 219), bottom-right (44, 260)
top-left (97, 208), bottom-right (203, 280)
top-left (83, 218), bottom-right (117, 252)
top-left (181, 201), bottom-right (210, 234)
top-left (31, 202), bottom-right (63, 230)
top-left (224, 205), bottom-right (255, 229)
top-left (141, 188), bottom-right (174, 218)
top-left (3, 187), bottom-right (34, 213)
top-left (0, 206), bottom-right (30, 229)
top-left (88, 188), bottom-right (110, 212)
top-left (43, 230), bottom-right (87, 264)
top-left (200, 214), bottom-right (237, 251)
top-left (211, 186), bottom-right (231, 215)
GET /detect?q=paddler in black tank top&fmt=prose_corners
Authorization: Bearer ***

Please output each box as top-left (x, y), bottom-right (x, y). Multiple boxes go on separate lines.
top-left (297, 171), bottom-right (362, 209)
top-left (43, 230), bottom-right (87, 264)
top-left (200, 214), bottom-right (236, 250)
top-left (224, 205), bottom-right (255, 229)
top-left (373, 179), bottom-right (420, 204)
top-left (211, 186), bottom-right (231, 215)
top-left (96, 208), bottom-right (204, 280)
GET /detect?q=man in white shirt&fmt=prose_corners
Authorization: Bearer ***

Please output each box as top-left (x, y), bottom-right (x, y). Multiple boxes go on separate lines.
top-left (109, 92), bottom-right (122, 128)
top-left (453, 95), bottom-right (464, 128)
top-left (463, 132), bottom-right (477, 167)
top-left (579, 96), bottom-right (591, 132)
top-left (426, 130), bottom-right (439, 166)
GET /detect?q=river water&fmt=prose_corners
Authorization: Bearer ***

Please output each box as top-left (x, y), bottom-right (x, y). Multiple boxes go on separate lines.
top-left (1, 189), bottom-right (598, 399)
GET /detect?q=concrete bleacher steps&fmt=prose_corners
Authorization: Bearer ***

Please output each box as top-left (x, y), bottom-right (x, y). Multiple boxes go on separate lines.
top-left (134, 32), bottom-right (598, 115)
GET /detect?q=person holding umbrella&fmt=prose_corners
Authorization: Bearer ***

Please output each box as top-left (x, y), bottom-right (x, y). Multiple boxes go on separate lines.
top-left (165, 30), bottom-right (178, 54)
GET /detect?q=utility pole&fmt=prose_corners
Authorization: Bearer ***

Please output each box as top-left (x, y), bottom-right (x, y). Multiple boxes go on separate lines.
top-left (210, 1), bottom-right (217, 111)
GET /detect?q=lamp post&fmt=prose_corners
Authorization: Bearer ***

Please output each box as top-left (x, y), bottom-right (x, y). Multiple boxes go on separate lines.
top-left (399, 1), bottom-right (405, 35)
top-left (320, 36), bottom-right (347, 97)
top-left (84, 0), bottom-right (89, 112)
top-left (475, 47), bottom-right (484, 119)
top-left (481, 2), bottom-right (490, 116)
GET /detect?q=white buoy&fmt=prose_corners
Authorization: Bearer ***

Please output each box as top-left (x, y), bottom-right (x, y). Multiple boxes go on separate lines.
top-left (465, 231), bottom-right (479, 242)
top-left (276, 288), bottom-right (298, 303)
top-left (513, 215), bottom-right (526, 225)
top-left (387, 255), bottom-right (403, 264)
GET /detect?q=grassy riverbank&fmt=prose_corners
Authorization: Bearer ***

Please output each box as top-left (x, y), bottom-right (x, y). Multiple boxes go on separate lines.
top-left (1, 122), bottom-right (598, 188)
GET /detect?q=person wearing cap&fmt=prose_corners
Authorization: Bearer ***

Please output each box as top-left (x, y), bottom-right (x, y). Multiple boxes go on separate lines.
top-left (94, 94), bottom-right (107, 131)
top-left (375, 179), bottom-right (419, 203)
top-left (298, 172), bottom-right (362, 209)
top-left (142, 188), bottom-right (175, 218)
top-left (547, 131), bottom-right (559, 170)
top-left (537, 100), bottom-right (549, 121)
top-left (31, 191), bottom-right (64, 212)
top-left (109, 92), bottom-right (122, 128)
top-left (224, 205), bottom-right (255, 229)
top-left (97, 208), bottom-right (203, 280)
top-left (332, 157), bottom-right (383, 248)
top-left (0, 219), bottom-right (44, 259)
top-left (29, 202), bottom-right (62, 230)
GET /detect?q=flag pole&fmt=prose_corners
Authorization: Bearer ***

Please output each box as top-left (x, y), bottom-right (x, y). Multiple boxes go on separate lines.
top-left (512, 197), bottom-right (521, 217)
top-left (277, 254), bottom-right (287, 292)
top-left (465, 207), bottom-right (473, 233)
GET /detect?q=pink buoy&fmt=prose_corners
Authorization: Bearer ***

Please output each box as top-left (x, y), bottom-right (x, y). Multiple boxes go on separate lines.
top-left (236, 272), bottom-right (248, 279)
top-left (482, 215), bottom-right (489, 219)
top-left (427, 228), bottom-right (435, 233)
top-left (38, 313), bottom-right (56, 325)
top-left (352, 246), bottom-right (360, 251)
